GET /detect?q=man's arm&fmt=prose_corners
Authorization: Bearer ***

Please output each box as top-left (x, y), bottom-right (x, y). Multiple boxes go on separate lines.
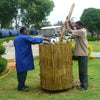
top-left (65, 21), bottom-right (72, 33)
top-left (24, 35), bottom-right (51, 44)
top-left (69, 21), bottom-right (74, 30)
top-left (43, 38), bottom-right (51, 42)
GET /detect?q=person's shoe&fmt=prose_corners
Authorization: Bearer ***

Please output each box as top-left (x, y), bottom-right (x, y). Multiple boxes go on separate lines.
top-left (78, 87), bottom-right (88, 91)
top-left (18, 88), bottom-right (29, 92)
top-left (24, 85), bottom-right (29, 88)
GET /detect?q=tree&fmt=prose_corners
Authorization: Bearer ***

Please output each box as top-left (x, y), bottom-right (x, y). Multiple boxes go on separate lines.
top-left (13, 0), bottom-right (19, 29)
top-left (80, 8), bottom-right (100, 38)
top-left (30, 18), bottom-right (51, 29)
top-left (54, 21), bottom-right (64, 26)
top-left (0, 0), bottom-right (18, 29)
top-left (18, 0), bottom-right (54, 29)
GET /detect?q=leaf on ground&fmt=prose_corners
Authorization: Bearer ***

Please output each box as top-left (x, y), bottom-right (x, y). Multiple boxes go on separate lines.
top-left (90, 78), bottom-right (94, 79)
top-left (38, 91), bottom-right (46, 95)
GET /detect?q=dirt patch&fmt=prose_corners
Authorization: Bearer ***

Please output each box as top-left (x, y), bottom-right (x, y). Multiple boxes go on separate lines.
top-left (7, 61), bottom-right (16, 70)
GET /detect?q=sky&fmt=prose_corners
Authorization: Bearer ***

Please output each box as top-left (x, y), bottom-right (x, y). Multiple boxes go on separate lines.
top-left (47, 0), bottom-right (100, 25)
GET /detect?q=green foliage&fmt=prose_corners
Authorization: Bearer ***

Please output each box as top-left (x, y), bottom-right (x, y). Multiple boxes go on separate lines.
top-left (0, 0), bottom-right (18, 29)
top-left (0, 37), bottom-right (16, 44)
top-left (57, 41), bottom-right (93, 57)
top-left (80, 8), bottom-right (100, 37)
top-left (88, 41), bottom-right (100, 52)
top-left (88, 44), bottom-right (93, 56)
top-left (72, 43), bottom-right (93, 57)
top-left (0, 0), bottom-right (54, 29)
top-left (0, 42), bottom-right (7, 74)
top-left (0, 57), bottom-right (7, 74)
top-left (87, 35), bottom-right (97, 41)
top-left (54, 21), bottom-right (64, 26)
top-left (0, 44), bottom-right (5, 55)
top-left (18, 0), bottom-right (54, 29)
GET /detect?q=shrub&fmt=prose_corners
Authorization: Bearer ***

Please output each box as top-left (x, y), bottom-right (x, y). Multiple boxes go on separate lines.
top-left (88, 45), bottom-right (93, 56)
top-left (56, 40), bottom-right (93, 57)
top-left (0, 57), bottom-right (7, 74)
top-left (87, 36), bottom-right (97, 41)
top-left (71, 44), bottom-right (93, 56)
top-left (0, 44), bottom-right (7, 74)
top-left (0, 44), bottom-right (6, 55)
top-left (0, 37), bottom-right (16, 44)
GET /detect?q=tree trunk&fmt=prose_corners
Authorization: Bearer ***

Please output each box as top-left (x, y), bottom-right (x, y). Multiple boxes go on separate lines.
top-left (15, 17), bottom-right (18, 29)
top-left (1, 21), bottom-right (6, 29)
top-left (91, 32), bottom-right (94, 37)
top-left (97, 33), bottom-right (99, 41)
top-left (0, 23), bottom-right (1, 29)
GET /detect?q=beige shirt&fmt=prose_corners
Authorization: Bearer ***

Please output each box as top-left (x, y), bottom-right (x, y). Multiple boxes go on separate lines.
top-left (71, 28), bottom-right (88, 56)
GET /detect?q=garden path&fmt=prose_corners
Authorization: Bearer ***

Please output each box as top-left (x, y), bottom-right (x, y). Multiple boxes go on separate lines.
top-left (2, 42), bottom-right (39, 60)
top-left (2, 42), bottom-right (100, 60)
top-left (90, 52), bottom-right (100, 59)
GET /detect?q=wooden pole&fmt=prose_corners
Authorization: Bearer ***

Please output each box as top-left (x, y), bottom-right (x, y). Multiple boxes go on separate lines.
top-left (0, 64), bottom-right (16, 80)
top-left (59, 3), bottom-right (75, 44)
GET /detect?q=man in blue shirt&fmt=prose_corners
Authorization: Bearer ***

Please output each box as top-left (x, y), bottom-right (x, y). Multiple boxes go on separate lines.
top-left (14, 26), bottom-right (50, 91)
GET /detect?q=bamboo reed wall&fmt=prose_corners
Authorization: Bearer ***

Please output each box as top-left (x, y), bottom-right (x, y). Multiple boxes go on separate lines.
top-left (39, 43), bottom-right (73, 91)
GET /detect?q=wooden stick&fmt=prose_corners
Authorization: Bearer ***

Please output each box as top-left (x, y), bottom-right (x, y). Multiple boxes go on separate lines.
top-left (59, 3), bottom-right (75, 44)
top-left (0, 64), bottom-right (16, 80)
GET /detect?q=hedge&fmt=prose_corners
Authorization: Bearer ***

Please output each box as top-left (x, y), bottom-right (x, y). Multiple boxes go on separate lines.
top-left (0, 57), bottom-right (7, 74)
top-left (0, 44), bottom-right (7, 74)
top-left (56, 41), bottom-right (93, 57)
top-left (0, 44), bottom-right (6, 55)
top-left (71, 44), bottom-right (93, 56)
top-left (87, 35), bottom-right (100, 41)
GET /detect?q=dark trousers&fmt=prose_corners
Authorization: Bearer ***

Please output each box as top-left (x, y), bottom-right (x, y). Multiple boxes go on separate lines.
top-left (78, 56), bottom-right (88, 89)
top-left (17, 71), bottom-right (27, 90)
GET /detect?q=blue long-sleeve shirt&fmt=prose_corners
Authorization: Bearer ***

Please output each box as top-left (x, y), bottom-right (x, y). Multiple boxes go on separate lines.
top-left (14, 34), bottom-right (43, 72)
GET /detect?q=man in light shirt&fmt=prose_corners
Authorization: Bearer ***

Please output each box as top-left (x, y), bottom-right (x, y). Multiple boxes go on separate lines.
top-left (65, 21), bottom-right (88, 90)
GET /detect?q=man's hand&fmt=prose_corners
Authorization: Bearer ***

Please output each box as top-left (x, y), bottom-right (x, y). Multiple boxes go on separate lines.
top-left (65, 21), bottom-right (72, 33)
top-left (43, 38), bottom-right (51, 42)
top-left (65, 17), bottom-right (74, 30)
top-left (65, 21), bottom-right (68, 29)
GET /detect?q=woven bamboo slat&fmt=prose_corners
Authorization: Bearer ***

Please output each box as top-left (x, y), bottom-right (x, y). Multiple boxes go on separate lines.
top-left (39, 43), bottom-right (73, 91)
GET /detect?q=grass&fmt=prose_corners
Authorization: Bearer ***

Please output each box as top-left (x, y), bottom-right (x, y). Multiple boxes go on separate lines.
top-left (88, 41), bottom-right (100, 52)
top-left (0, 40), bottom-right (100, 100)
top-left (0, 57), bottom-right (100, 100)
top-left (0, 37), bottom-right (16, 44)
top-left (71, 41), bottom-right (100, 52)
top-left (0, 35), bottom-right (35, 44)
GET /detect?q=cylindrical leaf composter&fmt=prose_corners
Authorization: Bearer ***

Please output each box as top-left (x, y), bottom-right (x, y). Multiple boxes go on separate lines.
top-left (39, 43), bottom-right (73, 91)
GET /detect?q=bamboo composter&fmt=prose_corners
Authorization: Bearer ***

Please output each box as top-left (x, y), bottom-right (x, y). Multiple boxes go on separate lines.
top-left (39, 3), bottom-right (75, 91)
top-left (39, 44), bottom-right (73, 91)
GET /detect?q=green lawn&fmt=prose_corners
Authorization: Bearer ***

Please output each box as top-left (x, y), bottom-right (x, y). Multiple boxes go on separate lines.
top-left (0, 41), bottom-right (100, 100)
top-left (0, 58), bottom-right (100, 100)
top-left (88, 41), bottom-right (100, 52)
